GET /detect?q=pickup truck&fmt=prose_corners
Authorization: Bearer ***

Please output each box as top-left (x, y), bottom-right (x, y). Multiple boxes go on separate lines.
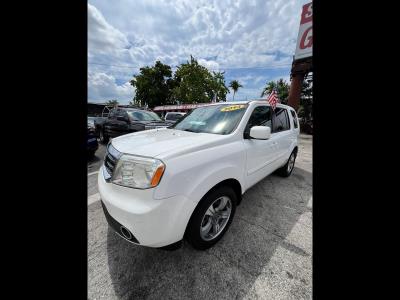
top-left (98, 100), bottom-right (299, 250)
top-left (95, 107), bottom-right (171, 143)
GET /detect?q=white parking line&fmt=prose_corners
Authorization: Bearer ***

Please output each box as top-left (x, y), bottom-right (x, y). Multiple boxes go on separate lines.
top-left (88, 193), bottom-right (100, 205)
top-left (88, 171), bottom-right (99, 176)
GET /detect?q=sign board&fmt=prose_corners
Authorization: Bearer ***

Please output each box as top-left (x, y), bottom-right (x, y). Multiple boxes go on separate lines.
top-left (294, 2), bottom-right (312, 60)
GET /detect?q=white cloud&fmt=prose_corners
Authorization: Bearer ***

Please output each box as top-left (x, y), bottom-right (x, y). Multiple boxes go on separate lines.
top-left (88, 72), bottom-right (134, 103)
top-left (198, 59), bottom-right (220, 71)
top-left (88, 4), bottom-right (130, 55)
top-left (88, 0), bottom-right (310, 101)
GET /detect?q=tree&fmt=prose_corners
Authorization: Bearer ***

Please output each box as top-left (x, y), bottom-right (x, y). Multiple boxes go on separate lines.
top-left (229, 80), bottom-right (243, 101)
top-left (106, 100), bottom-right (119, 107)
top-left (171, 56), bottom-right (229, 103)
top-left (130, 61), bottom-right (174, 108)
top-left (260, 78), bottom-right (290, 104)
top-left (297, 76), bottom-right (313, 123)
top-left (210, 71), bottom-right (230, 102)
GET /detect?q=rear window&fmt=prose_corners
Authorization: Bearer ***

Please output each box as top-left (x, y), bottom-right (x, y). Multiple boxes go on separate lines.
top-left (290, 110), bottom-right (298, 129)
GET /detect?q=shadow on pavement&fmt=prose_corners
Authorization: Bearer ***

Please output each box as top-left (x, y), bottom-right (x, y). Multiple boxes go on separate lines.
top-left (106, 167), bottom-right (312, 299)
top-left (88, 153), bottom-right (101, 164)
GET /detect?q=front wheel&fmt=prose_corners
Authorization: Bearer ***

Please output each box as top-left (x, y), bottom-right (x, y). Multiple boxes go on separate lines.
top-left (185, 186), bottom-right (237, 250)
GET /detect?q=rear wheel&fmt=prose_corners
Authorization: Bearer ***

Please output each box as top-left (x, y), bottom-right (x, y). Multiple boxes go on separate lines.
top-left (276, 150), bottom-right (296, 177)
top-left (99, 129), bottom-right (109, 144)
top-left (185, 186), bottom-right (237, 250)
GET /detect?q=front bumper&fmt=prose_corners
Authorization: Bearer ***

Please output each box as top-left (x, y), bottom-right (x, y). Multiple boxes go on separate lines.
top-left (98, 167), bottom-right (197, 247)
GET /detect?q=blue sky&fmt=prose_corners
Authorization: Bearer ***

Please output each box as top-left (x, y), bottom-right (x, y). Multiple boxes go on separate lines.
top-left (88, 0), bottom-right (309, 104)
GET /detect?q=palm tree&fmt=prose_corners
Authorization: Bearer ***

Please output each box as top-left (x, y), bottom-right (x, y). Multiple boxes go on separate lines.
top-left (260, 79), bottom-right (290, 104)
top-left (229, 80), bottom-right (243, 101)
top-left (106, 99), bottom-right (119, 107)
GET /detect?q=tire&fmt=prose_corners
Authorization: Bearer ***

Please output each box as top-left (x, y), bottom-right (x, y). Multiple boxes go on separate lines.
top-left (276, 150), bottom-right (297, 177)
top-left (99, 129), bottom-right (109, 144)
top-left (185, 186), bottom-right (237, 250)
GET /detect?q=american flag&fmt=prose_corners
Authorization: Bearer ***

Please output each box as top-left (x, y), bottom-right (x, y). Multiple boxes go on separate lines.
top-left (267, 87), bottom-right (279, 110)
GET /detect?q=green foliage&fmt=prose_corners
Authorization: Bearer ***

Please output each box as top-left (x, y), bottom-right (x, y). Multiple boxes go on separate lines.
top-left (171, 56), bottom-right (229, 103)
top-left (298, 78), bottom-right (313, 122)
top-left (130, 61), bottom-right (174, 108)
top-left (106, 100), bottom-right (119, 106)
top-left (229, 80), bottom-right (243, 100)
top-left (260, 78), bottom-right (290, 104)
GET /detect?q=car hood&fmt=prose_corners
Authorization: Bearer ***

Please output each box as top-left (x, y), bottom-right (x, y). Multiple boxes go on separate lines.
top-left (111, 128), bottom-right (227, 159)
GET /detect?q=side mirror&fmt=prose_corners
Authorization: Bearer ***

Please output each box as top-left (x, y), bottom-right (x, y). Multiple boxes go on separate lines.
top-left (249, 126), bottom-right (271, 139)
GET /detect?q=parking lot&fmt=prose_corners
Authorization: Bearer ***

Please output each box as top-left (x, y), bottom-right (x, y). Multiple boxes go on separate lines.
top-left (88, 135), bottom-right (312, 299)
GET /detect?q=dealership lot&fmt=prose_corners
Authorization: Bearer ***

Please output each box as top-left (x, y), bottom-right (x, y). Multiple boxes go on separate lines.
top-left (88, 135), bottom-right (312, 299)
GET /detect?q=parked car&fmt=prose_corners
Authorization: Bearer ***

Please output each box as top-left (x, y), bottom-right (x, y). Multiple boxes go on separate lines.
top-left (164, 112), bottom-right (186, 124)
top-left (95, 107), bottom-right (171, 144)
top-left (88, 116), bottom-right (96, 130)
top-left (98, 100), bottom-right (300, 250)
top-left (87, 120), bottom-right (98, 158)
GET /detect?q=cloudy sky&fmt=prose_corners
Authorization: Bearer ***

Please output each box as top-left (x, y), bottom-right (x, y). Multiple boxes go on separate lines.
top-left (88, 0), bottom-right (309, 104)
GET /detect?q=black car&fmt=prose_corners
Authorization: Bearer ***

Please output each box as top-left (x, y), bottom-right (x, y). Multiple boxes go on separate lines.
top-left (88, 120), bottom-right (99, 158)
top-left (95, 107), bottom-right (171, 144)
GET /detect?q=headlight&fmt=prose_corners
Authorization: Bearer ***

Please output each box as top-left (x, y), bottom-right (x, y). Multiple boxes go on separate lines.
top-left (112, 154), bottom-right (165, 189)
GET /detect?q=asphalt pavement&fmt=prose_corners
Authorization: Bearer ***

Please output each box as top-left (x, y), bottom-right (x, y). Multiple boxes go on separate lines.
top-left (88, 135), bottom-right (312, 299)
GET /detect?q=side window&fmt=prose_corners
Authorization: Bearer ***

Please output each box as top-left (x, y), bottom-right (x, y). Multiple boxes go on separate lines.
top-left (290, 110), bottom-right (298, 129)
top-left (273, 108), bottom-right (290, 132)
top-left (114, 109), bottom-right (122, 119)
top-left (120, 110), bottom-right (129, 120)
top-left (244, 106), bottom-right (272, 138)
top-left (108, 109), bottom-right (116, 119)
top-left (132, 111), bottom-right (143, 121)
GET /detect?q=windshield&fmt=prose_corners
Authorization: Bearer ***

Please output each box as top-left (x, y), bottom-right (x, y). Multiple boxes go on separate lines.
top-left (166, 113), bottom-right (184, 121)
top-left (171, 104), bottom-right (248, 135)
top-left (128, 111), bottom-right (162, 122)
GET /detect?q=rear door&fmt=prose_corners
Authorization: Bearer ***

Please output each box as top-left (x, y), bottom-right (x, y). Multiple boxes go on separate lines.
top-left (114, 109), bottom-right (130, 136)
top-left (272, 107), bottom-right (292, 165)
top-left (243, 105), bottom-right (280, 188)
top-left (104, 109), bottom-right (116, 137)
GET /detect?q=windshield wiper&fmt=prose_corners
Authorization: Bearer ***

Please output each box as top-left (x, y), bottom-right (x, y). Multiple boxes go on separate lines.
top-left (182, 128), bottom-right (197, 133)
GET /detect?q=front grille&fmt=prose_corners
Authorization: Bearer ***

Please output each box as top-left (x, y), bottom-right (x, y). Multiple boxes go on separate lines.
top-left (104, 143), bottom-right (121, 178)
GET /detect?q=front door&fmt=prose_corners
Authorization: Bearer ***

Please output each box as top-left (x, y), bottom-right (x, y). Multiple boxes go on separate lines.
top-left (243, 105), bottom-right (279, 189)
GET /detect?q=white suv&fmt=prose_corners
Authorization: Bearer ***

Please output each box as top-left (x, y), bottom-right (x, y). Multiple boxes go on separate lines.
top-left (98, 100), bottom-right (299, 250)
